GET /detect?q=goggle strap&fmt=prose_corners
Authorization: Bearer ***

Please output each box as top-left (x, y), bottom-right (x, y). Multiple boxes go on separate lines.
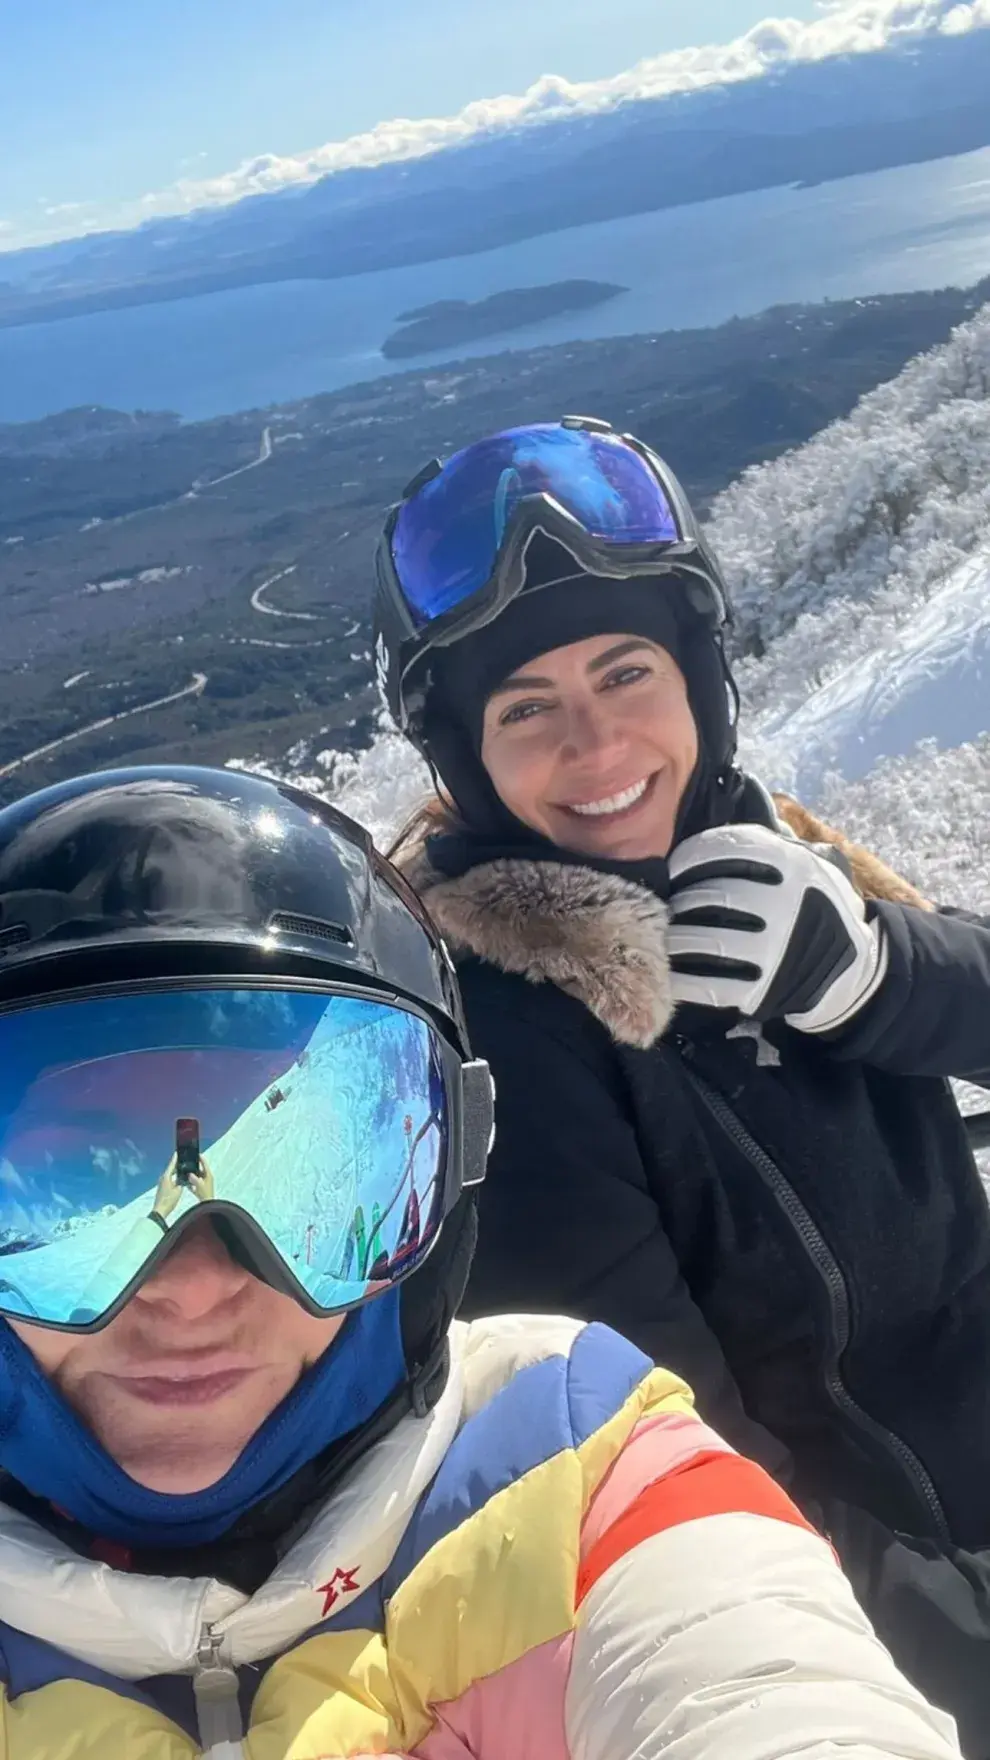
top-left (411, 1334), bottom-right (451, 1418)
top-left (460, 1059), bottom-right (494, 1189)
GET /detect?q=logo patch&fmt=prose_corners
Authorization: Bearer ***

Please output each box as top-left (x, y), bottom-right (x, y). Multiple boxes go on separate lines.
top-left (317, 1566), bottom-right (361, 1616)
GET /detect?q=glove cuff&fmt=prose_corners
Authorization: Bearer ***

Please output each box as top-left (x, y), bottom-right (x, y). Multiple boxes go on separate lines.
top-left (786, 918), bottom-right (889, 1035)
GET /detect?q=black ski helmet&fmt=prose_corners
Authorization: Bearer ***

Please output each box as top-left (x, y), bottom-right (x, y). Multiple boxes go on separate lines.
top-left (373, 417), bottom-right (740, 837)
top-left (0, 765), bottom-right (493, 1397)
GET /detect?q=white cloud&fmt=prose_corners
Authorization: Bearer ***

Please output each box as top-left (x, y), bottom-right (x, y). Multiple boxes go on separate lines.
top-left (4, 0), bottom-right (990, 252)
top-left (130, 0), bottom-right (990, 223)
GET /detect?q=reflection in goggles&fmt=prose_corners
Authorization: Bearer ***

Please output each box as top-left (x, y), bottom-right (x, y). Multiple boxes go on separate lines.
top-left (391, 424), bottom-right (682, 623)
top-left (0, 988), bottom-right (447, 1327)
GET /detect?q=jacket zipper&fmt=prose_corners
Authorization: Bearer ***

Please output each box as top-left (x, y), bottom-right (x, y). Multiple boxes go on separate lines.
top-left (193, 1625), bottom-right (245, 1760)
top-left (679, 1056), bottom-right (950, 1543)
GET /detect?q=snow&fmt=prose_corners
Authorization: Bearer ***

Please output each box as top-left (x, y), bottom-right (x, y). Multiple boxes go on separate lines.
top-left (712, 298), bottom-right (990, 705)
top-left (746, 544), bottom-right (990, 799)
top-left (813, 734), bottom-right (990, 912)
top-left (83, 565), bottom-right (186, 595)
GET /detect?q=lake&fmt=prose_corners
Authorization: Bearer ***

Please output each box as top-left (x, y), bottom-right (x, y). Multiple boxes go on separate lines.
top-left (3, 146), bottom-right (990, 424)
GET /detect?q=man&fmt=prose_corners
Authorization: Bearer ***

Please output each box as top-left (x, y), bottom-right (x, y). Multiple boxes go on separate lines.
top-left (0, 765), bottom-right (962, 1759)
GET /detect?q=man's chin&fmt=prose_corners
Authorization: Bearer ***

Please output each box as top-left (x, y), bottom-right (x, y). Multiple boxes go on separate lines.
top-left (112, 1435), bottom-right (250, 1494)
top-left (88, 1395), bottom-right (283, 1492)
top-left (126, 1457), bottom-right (244, 1495)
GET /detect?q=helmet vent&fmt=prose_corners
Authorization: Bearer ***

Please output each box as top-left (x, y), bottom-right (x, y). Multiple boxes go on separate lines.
top-left (267, 911), bottom-right (353, 947)
top-left (0, 923), bottom-right (30, 957)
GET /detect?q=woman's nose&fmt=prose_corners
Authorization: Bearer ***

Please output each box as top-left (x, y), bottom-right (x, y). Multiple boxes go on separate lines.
top-left (133, 1220), bottom-right (253, 1320)
top-left (561, 697), bottom-right (622, 763)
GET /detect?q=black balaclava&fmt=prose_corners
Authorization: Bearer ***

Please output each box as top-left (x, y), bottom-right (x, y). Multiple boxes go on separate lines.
top-left (420, 535), bottom-right (742, 889)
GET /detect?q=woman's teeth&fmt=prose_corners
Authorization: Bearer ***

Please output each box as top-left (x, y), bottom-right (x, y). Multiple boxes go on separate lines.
top-left (569, 778), bottom-right (650, 817)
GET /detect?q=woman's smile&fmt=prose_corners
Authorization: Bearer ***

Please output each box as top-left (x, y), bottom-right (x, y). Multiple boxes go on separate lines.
top-left (560, 774), bottom-right (654, 817)
top-left (480, 635), bottom-right (697, 860)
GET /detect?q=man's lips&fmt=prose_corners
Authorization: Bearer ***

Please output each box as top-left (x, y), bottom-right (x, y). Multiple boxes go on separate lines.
top-left (106, 1360), bottom-right (258, 1406)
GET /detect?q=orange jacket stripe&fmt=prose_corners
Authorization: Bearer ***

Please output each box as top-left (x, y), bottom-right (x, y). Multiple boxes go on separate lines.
top-left (576, 1448), bottom-right (819, 1605)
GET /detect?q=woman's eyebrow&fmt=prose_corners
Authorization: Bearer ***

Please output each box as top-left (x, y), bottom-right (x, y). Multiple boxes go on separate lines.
top-left (487, 671), bottom-right (556, 699)
top-left (489, 639), bottom-right (658, 700)
top-left (587, 639), bottom-right (655, 674)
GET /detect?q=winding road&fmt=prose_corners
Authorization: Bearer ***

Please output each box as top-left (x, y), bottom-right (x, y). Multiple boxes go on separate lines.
top-left (250, 564), bottom-right (318, 621)
top-left (194, 426), bottom-right (273, 492)
top-left (0, 673), bottom-right (207, 782)
top-left (66, 425), bottom-right (276, 534)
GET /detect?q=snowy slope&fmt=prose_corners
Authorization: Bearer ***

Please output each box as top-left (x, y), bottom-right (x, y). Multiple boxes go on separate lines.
top-left (747, 543), bottom-right (990, 800)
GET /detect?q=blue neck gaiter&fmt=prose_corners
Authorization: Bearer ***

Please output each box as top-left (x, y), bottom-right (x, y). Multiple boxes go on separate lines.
top-left (0, 1291), bottom-right (404, 1549)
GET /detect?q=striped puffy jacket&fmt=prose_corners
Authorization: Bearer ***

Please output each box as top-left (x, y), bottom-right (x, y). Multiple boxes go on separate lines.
top-left (0, 1315), bottom-right (962, 1760)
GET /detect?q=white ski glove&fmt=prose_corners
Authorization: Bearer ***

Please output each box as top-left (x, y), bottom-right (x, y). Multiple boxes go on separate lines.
top-left (666, 823), bottom-right (889, 1033)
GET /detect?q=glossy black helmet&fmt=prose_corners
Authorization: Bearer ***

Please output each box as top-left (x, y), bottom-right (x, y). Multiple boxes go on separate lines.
top-left (0, 766), bottom-right (492, 1394)
top-left (0, 764), bottom-right (465, 1025)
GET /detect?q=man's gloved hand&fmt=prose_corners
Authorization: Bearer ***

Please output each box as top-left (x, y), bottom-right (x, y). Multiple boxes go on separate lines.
top-left (666, 823), bottom-right (889, 1033)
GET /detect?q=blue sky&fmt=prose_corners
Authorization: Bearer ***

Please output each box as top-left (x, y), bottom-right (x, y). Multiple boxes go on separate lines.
top-left (0, 0), bottom-right (823, 251)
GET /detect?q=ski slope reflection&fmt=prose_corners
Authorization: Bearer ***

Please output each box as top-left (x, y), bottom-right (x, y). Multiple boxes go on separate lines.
top-left (0, 988), bottom-right (444, 1326)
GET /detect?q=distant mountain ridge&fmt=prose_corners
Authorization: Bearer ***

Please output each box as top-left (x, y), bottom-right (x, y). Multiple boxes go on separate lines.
top-left (2, 25), bottom-right (990, 330)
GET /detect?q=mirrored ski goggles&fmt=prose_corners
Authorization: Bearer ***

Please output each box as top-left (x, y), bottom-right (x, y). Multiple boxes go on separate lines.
top-left (0, 982), bottom-right (488, 1332)
top-left (388, 422), bottom-right (690, 631)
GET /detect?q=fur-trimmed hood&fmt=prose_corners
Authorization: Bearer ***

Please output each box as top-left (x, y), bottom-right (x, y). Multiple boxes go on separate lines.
top-left (397, 791), bottom-right (931, 1052)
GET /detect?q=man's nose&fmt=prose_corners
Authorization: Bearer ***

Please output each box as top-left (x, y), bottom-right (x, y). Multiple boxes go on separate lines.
top-left (134, 1220), bottom-right (254, 1320)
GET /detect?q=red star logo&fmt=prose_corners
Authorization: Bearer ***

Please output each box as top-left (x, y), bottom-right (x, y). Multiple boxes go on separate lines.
top-left (317, 1567), bottom-right (360, 1616)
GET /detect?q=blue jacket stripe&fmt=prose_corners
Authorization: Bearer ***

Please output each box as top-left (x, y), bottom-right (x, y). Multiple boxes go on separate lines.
top-left (566, 1322), bottom-right (653, 1440)
top-left (385, 1324), bottom-right (650, 1597)
top-left (0, 1622), bottom-right (161, 1713)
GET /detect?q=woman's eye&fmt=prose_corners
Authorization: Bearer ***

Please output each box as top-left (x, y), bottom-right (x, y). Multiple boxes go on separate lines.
top-left (603, 664), bottom-right (651, 690)
top-left (500, 699), bottom-right (549, 726)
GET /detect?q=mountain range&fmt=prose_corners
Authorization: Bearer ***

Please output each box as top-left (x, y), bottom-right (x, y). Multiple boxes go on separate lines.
top-left (3, 24), bottom-right (990, 330)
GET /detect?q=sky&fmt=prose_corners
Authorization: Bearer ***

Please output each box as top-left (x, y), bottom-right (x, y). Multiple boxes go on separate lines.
top-left (0, 0), bottom-right (825, 251)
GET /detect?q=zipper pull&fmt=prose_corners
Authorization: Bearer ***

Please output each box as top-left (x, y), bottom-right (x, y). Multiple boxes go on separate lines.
top-left (194, 1627), bottom-right (245, 1760)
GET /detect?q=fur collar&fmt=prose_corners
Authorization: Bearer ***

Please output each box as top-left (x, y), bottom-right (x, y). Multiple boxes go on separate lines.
top-left (403, 843), bottom-right (674, 1049)
top-left (399, 793), bottom-right (931, 1052)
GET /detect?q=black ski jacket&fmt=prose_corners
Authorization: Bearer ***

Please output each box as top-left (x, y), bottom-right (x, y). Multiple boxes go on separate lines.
top-left (401, 791), bottom-right (990, 1754)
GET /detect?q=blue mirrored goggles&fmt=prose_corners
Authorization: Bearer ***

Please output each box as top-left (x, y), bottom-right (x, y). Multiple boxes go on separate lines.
top-left (0, 982), bottom-right (484, 1332)
top-left (389, 422), bottom-right (687, 630)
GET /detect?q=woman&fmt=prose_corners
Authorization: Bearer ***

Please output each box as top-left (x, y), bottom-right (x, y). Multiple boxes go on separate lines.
top-left (374, 417), bottom-right (990, 1751)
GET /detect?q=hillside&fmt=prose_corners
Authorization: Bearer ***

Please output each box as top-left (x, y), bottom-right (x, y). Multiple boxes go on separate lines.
top-left (2, 278), bottom-right (986, 805)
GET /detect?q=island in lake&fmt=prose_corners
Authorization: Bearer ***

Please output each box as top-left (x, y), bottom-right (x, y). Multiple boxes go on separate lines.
top-left (382, 280), bottom-right (628, 359)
